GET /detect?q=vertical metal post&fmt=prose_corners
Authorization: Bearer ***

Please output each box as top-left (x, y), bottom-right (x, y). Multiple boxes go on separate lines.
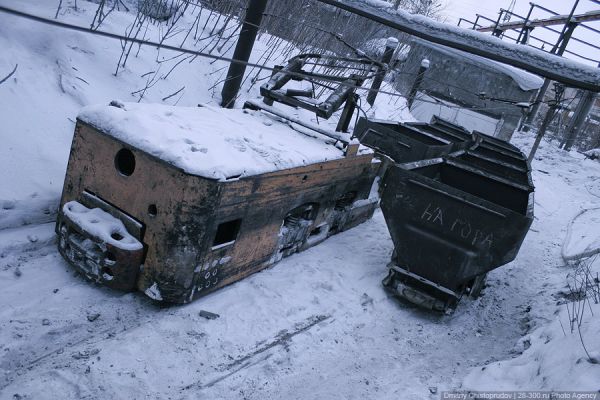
top-left (220, 0), bottom-right (268, 108)
top-left (561, 61), bottom-right (600, 150)
top-left (516, 3), bottom-right (534, 44)
top-left (406, 59), bottom-right (430, 109)
top-left (520, 0), bottom-right (579, 132)
top-left (520, 79), bottom-right (551, 131)
top-left (492, 10), bottom-right (504, 37)
top-left (367, 37), bottom-right (397, 106)
top-left (528, 102), bottom-right (559, 162)
top-left (561, 90), bottom-right (597, 151)
top-left (473, 15), bottom-right (480, 29)
top-left (520, 27), bottom-right (577, 131)
top-left (528, 84), bottom-right (563, 162)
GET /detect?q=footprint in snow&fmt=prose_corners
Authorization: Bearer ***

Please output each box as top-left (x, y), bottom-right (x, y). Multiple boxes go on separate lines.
top-left (2, 200), bottom-right (16, 210)
top-left (225, 137), bottom-right (247, 152)
top-left (190, 146), bottom-right (208, 153)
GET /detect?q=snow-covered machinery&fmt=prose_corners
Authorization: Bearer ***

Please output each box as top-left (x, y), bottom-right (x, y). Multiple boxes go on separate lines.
top-left (355, 116), bottom-right (534, 311)
top-left (56, 101), bottom-right (379, 303)
top-left (256, 53), bottom-right (382, 133)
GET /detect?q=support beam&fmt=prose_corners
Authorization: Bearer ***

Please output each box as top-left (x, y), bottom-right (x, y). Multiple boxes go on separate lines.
top-left (520, 1), bottom-right (580, 131)
top-left (528, 84), bottom-right (564, 162)
top-left (561, 90), bottom-right (597, 151)
top-left (314, 0), bottom-right (600, 91)
top-left (476, 9), bottom-right (600, 33)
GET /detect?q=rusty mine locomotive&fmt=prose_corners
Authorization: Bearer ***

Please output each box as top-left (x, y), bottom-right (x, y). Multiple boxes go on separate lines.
top-left (56, 55), bottom-right (533, 311)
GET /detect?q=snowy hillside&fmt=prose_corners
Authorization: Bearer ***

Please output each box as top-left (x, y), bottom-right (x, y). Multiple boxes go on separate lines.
top-left (1, 1), bottom-right (599, 399)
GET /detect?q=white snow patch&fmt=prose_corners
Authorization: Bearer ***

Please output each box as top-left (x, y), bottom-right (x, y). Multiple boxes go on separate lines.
top-left (584, 148), bottom-right (600, 160)
top-left (562, 208), bottom-right (600, 261)
top-left (410, 38), bottom-right (544, 91)
top-left (463, 265), bottom-right (600, 391)
top-left (63, 201), bottom-right (142, 251)
top-left (144, 282), bottom-right (163, 301)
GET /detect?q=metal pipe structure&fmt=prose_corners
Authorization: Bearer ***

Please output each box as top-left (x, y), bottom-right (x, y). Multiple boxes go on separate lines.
top-left (516, 4), bottom-right (534, 44)
top-left (528, 84), bottom-right (564, 162)
top-left (521, 0), bottom-right (580, 131)
top-left (477, 9), bottom-right (600, 32)
top-left (313, 0), bottom-right (600, 91)
top-left (561, 89), bottom-right (598, 150)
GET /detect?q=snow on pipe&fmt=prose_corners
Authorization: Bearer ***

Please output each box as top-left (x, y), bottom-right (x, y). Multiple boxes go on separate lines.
top-left (315, 0), bottom-right (600, 92)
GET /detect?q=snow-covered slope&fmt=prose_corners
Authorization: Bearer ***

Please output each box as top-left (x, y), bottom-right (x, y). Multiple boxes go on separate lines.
top-left (1, 1), bottom-right (600, 398)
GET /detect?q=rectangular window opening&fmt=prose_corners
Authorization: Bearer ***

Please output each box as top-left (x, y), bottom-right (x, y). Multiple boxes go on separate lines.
top-left (212, 218), bottom-right (242, 248)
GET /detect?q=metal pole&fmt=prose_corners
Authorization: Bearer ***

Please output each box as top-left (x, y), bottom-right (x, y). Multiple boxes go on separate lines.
top-left (528, 84), bottom-right (563, 162)
top-left (528, 102), bottom-right (559, 162)
top-left (406, 59), bottom-right (430, 109)
top-left (561, 61), bottom-right (600, 149)
top-left (492, 10), bottom-right (504, 37)
top-left (520, 0), bottom-right (580, 131)
top-left (561, 90), bottom-right (597, 150)
top-left (367, 37), bottom-right (397, 106)
top-left (516, 3), bottom-right (534, 43)
top-left (520, 24), bottom-right (577, 131)
top-left (220, 0), bottom-right (268, 108)
top-left (521, 79), bottom-right (551, 131)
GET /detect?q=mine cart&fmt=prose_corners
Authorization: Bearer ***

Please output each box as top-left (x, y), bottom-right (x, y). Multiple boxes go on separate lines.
top-left (428, 115), bottom-right (524, 156)
top-left (405, 121), bottom-right (525, 162)
top-left (380, 156), bottom-right (534, 311)
top-left (449, 150), bottom-right (531, 186)
top-left (56, 101), bottom-right (379, 303)
top-left (352, 115), bottom-right (534, 311)
top-left (401, 120), bottom-right (530, 176)
top-left (353, 118), bottom-right (459, 163)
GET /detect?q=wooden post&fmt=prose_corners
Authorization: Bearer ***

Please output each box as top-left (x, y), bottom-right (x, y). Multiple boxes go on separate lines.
top-left (336, 93), bottom-right (358, 133)
top-left (366, 37), bottom-right (397, 106)
top-left (220, 0), bottom-right (268, 109)
top-left (406, 58), bottom-right (430, 109)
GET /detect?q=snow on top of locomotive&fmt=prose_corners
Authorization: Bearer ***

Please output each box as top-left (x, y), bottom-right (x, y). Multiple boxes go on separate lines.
top-left (78, 101), bottom-right (355, 181)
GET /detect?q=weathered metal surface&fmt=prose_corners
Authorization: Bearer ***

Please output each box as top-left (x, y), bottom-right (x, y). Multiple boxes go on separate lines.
top-left (57, 120), bottom-right (379, 303)
top-left (355, 115), bottom-right (535, 310)
top-left (380, 157), bottom-right (533, 310)
top-left (259, 54), bottom-right (380, 124)
top-left (354, 117), bottom-right (457, 163)
top-left (57, 201), bottom-right (145, 291)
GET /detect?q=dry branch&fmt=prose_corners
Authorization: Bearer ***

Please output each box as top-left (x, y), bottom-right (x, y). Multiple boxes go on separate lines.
top-left (0, 64), bottom-right (17, 85)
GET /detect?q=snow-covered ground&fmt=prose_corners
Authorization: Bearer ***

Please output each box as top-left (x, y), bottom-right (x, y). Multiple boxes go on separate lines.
top-left (1, 1), bottom-right (600, 398)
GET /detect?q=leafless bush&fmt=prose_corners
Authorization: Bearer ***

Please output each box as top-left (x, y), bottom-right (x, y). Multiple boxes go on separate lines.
top-left (54, 0), bottom-right (442, 103)
top-left (563, 255), bottom-right (600, 363)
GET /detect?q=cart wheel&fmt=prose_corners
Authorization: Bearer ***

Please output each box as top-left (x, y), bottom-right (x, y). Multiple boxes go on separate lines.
top-left (469, 273), bottom-right (487, 298)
